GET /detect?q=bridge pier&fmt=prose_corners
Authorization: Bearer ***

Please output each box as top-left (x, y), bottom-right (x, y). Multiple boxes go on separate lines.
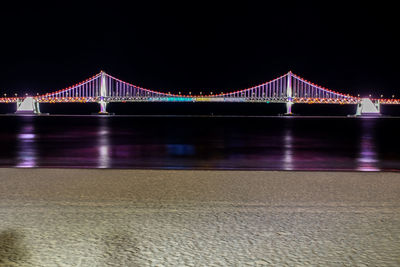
top-left (98, 101), bottom-right (108, 114)
top-left (355, 98), bottom-right (381, 117)
top-left (15, 97), bottom-right (41, 114)
top-left (285, 101), bottom-right (293, 115)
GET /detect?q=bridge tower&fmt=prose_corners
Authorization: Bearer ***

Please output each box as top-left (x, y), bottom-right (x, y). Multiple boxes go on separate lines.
top-left (285, 71), bottom-right (293, 115)
top-left (15, 97), bottom-right (41, 114)
top-left (99, 71), bottom-right (108, 114)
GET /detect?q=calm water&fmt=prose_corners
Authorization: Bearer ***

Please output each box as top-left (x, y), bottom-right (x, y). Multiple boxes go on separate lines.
top-left (1, 115), bottom-right (400, 171)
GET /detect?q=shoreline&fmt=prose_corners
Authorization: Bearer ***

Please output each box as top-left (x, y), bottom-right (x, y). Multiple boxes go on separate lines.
top-left (2, 166), bottom-right (400, 172)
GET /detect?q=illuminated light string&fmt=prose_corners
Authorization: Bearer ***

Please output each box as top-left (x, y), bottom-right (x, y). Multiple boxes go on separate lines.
top-left (291, 73), bottom-right (357, 100)
top-left (36, 73), bottom-right (102, 100)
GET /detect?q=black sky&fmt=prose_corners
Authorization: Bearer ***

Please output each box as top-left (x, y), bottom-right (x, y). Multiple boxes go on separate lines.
top-left (0, 1), bottom-right (398, 97)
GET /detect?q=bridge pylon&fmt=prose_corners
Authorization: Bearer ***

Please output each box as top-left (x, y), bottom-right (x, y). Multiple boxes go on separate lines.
top-left (98, 71), bottom-right (109, 114)
top-left (285, 71), bottom-right (293, 115)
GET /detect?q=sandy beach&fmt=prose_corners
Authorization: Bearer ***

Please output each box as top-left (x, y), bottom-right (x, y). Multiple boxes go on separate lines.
top-left (0, 169), bottom-right (399, 266)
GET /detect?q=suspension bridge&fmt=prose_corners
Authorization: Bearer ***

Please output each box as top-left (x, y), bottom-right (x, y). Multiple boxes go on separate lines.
top-left (0, 71), bottom-right (396, 116)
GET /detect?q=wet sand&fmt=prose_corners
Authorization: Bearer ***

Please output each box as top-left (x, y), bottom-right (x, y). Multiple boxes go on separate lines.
top-left (0, 169), bottom-right (399, 266)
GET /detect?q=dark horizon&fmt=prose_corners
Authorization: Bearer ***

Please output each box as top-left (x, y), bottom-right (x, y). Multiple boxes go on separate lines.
top-left (0, 1), bottom-right (398, 98)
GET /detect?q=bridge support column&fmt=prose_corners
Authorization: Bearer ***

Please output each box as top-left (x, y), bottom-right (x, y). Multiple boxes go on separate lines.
top-left (285, 71), bottom-right (293, 115)
top-left (15, 97), bottom-right (41, 114)
top-left (355, 98), bottom-right (381, 117)
top-left (286, 101), bottom-right (293, 115)
top-left (99, 100), bottom-right (108, 114)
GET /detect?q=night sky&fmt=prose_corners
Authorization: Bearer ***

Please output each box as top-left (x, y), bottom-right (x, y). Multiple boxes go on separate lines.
top-left (0, 1), bottom-right (398, 98)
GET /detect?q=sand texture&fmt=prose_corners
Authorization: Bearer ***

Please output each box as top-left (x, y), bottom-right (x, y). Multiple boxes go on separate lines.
top-left (0, 169), bottom-right (400, 266)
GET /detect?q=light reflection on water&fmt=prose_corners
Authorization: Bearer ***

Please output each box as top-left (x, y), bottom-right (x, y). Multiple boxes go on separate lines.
top-left (283, 128), bottom-right (293, 171)
top-left (1, 116), bottom-right (398, 171)
top-left (16, 117), bottom-right (37, 168)
top-left (357, 119), bottom-right (379, 171)
top-left (97, 118), bottom-right (111, 168)
top-left (167, 144), bottom-right (195, 156)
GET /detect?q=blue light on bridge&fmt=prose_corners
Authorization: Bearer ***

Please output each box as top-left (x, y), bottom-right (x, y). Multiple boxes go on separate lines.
top-left (149, 97), bottom-right (194, 102)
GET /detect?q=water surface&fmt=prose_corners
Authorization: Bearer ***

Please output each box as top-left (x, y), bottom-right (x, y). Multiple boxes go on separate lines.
top-left (1, 115), bottom-right (399, 171)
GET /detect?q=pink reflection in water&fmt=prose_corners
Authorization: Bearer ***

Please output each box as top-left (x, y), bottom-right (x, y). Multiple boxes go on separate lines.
top-left (16, 122), bottom-right (37, 168)
top-left (357, 120), bottom-right (379, 171)
top-left (97, 118), bottom-right (110, 168)
top-left (283, 129), bottom-right (294, 170)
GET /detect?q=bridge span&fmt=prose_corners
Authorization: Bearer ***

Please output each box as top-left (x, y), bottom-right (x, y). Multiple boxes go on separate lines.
top-left (0, 71), bottom-right (396, 116)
